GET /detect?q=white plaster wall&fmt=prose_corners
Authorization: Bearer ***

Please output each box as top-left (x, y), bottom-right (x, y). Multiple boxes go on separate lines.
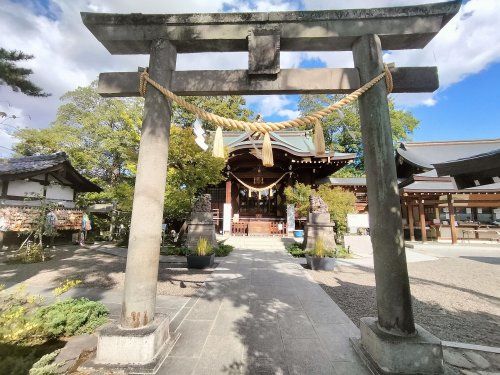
top-left (46, 184), bottom-right (74, 201)
top-left (7, 180), bottom-right (44, 197)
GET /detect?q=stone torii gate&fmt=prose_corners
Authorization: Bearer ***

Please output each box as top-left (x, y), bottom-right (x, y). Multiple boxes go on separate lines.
top-left (82, 1), bottom-right (460, 373)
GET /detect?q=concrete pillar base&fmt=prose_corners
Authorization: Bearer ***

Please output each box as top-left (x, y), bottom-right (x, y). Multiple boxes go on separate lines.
top-left (353, 317), bottom-right (444, 374)
top-left (87, 314), bottom-right (171, 373)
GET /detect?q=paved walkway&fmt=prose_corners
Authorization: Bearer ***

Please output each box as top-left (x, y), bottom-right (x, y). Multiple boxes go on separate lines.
top-left (159, 237), bottom-right (369, 375)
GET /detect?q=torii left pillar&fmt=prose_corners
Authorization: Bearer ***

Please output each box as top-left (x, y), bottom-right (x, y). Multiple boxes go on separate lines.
top-left (94, 39), bottom-right (177, 368)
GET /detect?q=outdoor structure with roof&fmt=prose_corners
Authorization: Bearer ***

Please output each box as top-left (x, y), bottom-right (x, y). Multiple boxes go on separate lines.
top-left (0, 152), bottom-right (102, 247)
top-left (398, 139), bottom-right (500, 244)
top-left (317, 139), bottom-right (500, 243)
top-left (0, 152), bottom-right (101, 207)
top-left (208, 130), bottom-right (355, 234)
top-left (82, 1), bottom-right (460, 372)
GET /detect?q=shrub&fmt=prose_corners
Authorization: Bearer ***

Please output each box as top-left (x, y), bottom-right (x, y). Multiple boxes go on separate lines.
top-left (160, 245), bottom-right (188, 256)
top-left (33, 298), bottom-right (108, 338)
top-left (53, 279), bottom-right (82, 297)
top-left (7, 243), bottom-right (46, 264)
top-left (334, 246), bottom-right (352, 259)
top-left (214, 243), bottom-right (233, 257)
top-left (317, 186), bottom-right (356, 237)
top-left (29, 349), bottom-right (62, 375)
top-left (195, 237), bottom-right (211, 256)
top-left (284, 183), bottom-right (313, 218)
top-left (286, 243), bottom-right (307, 257)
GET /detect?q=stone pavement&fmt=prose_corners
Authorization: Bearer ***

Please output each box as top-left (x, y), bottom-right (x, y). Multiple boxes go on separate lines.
top-left (158, 236), bottom-right (370, 375)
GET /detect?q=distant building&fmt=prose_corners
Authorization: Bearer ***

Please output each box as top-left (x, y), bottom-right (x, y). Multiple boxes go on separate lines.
top-left (317, 139), bottom-right (500, 242)
top-left (0, 152), bottom-right (101, 246)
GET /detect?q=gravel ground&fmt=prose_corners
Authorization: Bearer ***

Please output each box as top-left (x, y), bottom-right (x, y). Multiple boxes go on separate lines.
top-left (0, 245), bottom-right (212, 297)
top-left (310, 257), bottom-right (500, 347)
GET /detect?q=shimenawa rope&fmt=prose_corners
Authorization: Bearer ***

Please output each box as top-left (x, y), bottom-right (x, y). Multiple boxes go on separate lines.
top-left (139, 63), bottom-right (394, 166)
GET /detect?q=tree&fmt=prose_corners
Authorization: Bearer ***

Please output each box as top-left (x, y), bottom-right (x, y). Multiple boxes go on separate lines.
top-left (14, 83), bottom-right (142, 211)
top-left (316, 186), bottom-right (356, 236)
top-left (284, 183), bottom-right (313, 218)
top-left (0, 48), bottom-right (49, 97)
top-left (14, 83), bottom-right (250, 222)
top-left (298, 94), bottom-right (419, 174)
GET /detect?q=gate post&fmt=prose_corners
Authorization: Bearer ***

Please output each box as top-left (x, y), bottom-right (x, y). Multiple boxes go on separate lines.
top-left (352, 34), bottom-right (443, 374)
top-left (93, 39), bottom-right (177, 368)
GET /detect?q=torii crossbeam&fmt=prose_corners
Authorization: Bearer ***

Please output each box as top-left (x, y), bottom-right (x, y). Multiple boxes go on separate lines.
top-left (82, 1), bottom-right (460, 373)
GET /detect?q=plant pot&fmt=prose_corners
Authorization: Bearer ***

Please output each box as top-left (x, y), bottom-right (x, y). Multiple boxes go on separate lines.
top-left (187, 253), bottom-right (215, 269)
top-left (306, 254), bottom-right (336, 271)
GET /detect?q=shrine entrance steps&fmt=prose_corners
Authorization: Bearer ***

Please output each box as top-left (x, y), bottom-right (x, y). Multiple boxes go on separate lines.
top-left (159, 235), bottom-right (369, 374)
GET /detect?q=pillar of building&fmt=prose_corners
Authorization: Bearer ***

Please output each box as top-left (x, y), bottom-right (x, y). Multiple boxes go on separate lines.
top-left (352, 34), bottom-right (443, 375)
top-left (225, 179), bottom-right (232, 204)
top-left (407, 201), bottom-right (415, 242)
top-left (419, 200), bottom-right (427, 242)
top-left (447, 194), bottom-right (458, 244)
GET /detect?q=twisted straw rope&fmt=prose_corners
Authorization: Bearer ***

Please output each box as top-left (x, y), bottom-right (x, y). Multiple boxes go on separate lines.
top-left (139, 63), bottom-right (394, 134)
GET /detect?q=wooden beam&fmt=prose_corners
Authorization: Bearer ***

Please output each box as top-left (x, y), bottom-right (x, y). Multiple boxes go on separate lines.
top-left (81, 2), bottom-right (460, 54)
top-left (447, 194), bottom-right (458, 244)
top-left (418, 200), bottom-right (427, 242)
top-left (98, 67), bottom-right (439, 97)
top-left (407, 202), bottom-right (415, 242)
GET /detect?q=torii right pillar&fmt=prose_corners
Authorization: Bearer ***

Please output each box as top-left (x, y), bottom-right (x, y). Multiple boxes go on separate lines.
top-left (353, 34), bottom-right (444, 374)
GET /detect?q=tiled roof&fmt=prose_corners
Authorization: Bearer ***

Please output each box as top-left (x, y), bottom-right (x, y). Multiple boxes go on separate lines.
top-left (397, 138), bottom-right (500, 170)
top-left (0, 152), bottom-right (68, 175)
top-left (0, 152), bottom-right (102, 192)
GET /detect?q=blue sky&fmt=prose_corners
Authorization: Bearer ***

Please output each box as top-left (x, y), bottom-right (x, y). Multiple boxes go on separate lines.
top-left (0, 0), bottom-right (499, 155)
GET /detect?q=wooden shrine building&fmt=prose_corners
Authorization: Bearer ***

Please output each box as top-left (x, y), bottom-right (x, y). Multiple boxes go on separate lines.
top-left (208, 130), bottom-right (355, 234)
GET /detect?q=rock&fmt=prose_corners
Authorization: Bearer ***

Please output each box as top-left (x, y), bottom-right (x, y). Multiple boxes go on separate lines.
top-left (444, 348), bottom-right (475, 369)
top-left (464, 351), bottom-right (491, 370)
top-left (192, 194), bottom-right (212, 212)
top-left (55, 334), bottom-right (97, 374)
top-left (309, 194), bottom-right (328, 213)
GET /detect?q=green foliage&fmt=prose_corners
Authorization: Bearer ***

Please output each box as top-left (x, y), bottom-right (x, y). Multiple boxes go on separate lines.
top-left (0, 283), bottom-right (108, 347)
top-left (33, 298), bottom-right (108, 338)
top-left (214, 243), bottom-right (234, 257)
top-left (298, 94), bottom-right (419, 171)
top-left (28, 349), bottom-right (61, 375)
top-left (172, 96), bottom-right (253, 131)
top-left (312, 237), bottom-right (327, 257)
top-left (160, 245), bottom-right (188, 256)
top-left (0, 48), bottom-right (49, 97)
top-left (195, 237), bottom-right (211, 256)
top-left (8, 243), bottom-right (45, 264)
top-left (52, 279), bottom-right (82, 297)
top-left (333, 246), bottom-right (352, 259)
top-left (286, 242), bottom-right (307, 258)
top-left (13, 83), bottom-right (248, 224)
top-left (317, 186), bottom-right (356, 237)
top-left (284, 183), bottom-right (313, 218)
top-left (165, 126), bottom-right (226, 221)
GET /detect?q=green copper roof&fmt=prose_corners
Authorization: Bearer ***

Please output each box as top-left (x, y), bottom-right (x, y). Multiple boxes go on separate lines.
top-left (222, 130), bottom-right (355, 159)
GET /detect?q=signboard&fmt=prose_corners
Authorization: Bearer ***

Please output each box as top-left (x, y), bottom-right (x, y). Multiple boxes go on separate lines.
top-left (223, 203), bottom-right (232, 233)
top-left (287, 204), bottom-right (295, 234)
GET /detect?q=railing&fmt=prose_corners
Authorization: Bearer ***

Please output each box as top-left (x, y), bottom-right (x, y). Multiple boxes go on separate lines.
top-left (231, 218), bottom-right (287, 236)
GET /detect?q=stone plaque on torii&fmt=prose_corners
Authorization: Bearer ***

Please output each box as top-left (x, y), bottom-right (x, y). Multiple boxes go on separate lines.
top-left (81, 1), bottom-right (460, 373)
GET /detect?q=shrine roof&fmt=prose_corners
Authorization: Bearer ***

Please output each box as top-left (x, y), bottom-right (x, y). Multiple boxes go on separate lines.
top-left (397, 138), bottom-right (500, 170)
top-left (223, 130), bottom-right (356, 160)
top-left (316, 177), bottom-right (367, 186)
top-left (0, 152), bottom-right (102, 192)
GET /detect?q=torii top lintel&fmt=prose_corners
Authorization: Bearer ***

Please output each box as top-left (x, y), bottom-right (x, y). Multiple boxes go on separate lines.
top-left (81, 1), bottom-right (460, 55)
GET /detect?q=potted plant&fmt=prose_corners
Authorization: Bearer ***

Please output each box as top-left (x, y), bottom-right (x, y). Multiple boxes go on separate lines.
top-left (305, 237), bottom-right (336, 271)
top-left (187, 237), bottom-right (215, 269)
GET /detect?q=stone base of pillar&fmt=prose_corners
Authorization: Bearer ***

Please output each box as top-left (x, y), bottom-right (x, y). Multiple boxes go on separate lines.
top-left (303, 213), bottom-right (336, 251)
top-left (186, 222), bottom-right (217, 249)
top-left (352, 317), bottom-right (444, 374)
top-left (83, 314), bottom-right (172, 373)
